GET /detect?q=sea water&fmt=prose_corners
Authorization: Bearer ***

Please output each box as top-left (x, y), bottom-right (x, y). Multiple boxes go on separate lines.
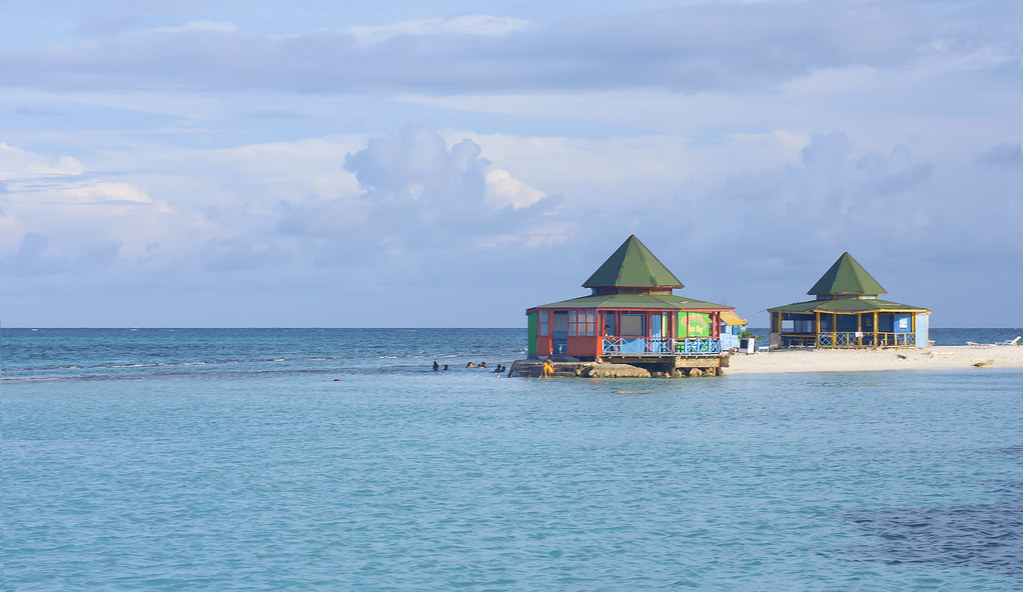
top-left (2, 328), bottom-right (1021, 591)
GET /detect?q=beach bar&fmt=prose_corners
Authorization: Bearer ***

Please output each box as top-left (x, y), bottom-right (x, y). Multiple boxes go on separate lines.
top-left (768, 252), bottom-right (931, 349)
top-left (525, 235), bottom-right (734, 372)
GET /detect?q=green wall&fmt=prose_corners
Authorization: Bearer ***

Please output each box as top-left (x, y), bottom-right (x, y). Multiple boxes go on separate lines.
top-left (527, 311), bottom-right (538, 356)
top-left (678, 312), bottom-right (711, 338)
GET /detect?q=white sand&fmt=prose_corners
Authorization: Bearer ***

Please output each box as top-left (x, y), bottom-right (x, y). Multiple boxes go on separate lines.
top-left (726, 345), bottom-right (1023, 375)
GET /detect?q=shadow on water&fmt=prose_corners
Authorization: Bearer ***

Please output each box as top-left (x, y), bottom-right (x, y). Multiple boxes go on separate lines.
top-left (831, 446), bottom-right (1023, 578)
top-left (979, 445), bottom-right (1023, 458)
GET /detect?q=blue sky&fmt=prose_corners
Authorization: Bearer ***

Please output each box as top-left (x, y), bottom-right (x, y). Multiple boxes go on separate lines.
top-left (1, 0), bottom-right (1019, 327)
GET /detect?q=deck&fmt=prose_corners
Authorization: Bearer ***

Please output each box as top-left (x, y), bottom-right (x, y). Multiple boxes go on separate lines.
top-left (601, 337), bottom-right (721, 355)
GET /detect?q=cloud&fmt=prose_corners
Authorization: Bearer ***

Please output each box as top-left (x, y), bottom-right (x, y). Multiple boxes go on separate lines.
top-left (0, 142), bottom-right (84, 180)
top-left (1, 231), bottom-right (121, 277)
top-left (142, 21), bottom-right (239, 35)
top-left (345, 15), bottom-right (532, 46)
top-left (484, 169), bottom-right (545, 209)
top-left (199, 237), bottom-right (286, 272)
top-left (1, 3), bottom-right (1013, 94)
top-left (693, 132), bottom-right (1019, 271)
top-left (344, 124), bottom-right (489, 207)
top-left (0, 136), bottom-right (372, 286)
top-left (277, 124), bottom-right (558, 262)
top-left (976, 142), bottom-right (1021, 170)
top-left (0, 145), bottom-right (218, 271)
top-left (856, 145), bottom-right (933, 196)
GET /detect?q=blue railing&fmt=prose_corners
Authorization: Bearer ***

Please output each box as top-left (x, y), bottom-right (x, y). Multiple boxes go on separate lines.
top-left (676, 338), bottom-right (720, 354)
top-left (602, 337), bottom-right (720, 355)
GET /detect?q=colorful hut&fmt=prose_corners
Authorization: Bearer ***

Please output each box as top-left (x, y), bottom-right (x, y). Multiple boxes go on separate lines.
top-left (768, 252), bottom-right (931, 348)
top-left (525, 235), bottom-right (734, 361)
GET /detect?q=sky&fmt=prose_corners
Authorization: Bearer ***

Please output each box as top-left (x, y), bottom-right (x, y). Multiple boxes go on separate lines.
top-left (1, 0), bottom-right (1019, 328)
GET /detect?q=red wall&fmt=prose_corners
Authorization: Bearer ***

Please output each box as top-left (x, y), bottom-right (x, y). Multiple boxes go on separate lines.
top-left (567, 336), bottom-right (598, 358)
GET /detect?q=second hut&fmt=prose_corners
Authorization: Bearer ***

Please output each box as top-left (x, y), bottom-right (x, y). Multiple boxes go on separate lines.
top-left (768, 252), bottom-right (931, 348)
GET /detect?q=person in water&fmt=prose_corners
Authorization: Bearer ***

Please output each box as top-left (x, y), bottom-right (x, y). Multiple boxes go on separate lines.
top-left (433, 361), bottom-right (439, 371)
top-left (466, 362), bottom-right (474, 368)
top-left (443, 364), bottom-right (449, 371)
top-left (479, 362), bottom-right (487, 369)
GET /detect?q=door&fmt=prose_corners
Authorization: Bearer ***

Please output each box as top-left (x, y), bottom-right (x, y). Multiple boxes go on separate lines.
top-left (620, 313), bottom-right (645, 354)
top-left (650, 313), bottom-right (667, 353)
top-left (552, 311), bottom-right (569, 354)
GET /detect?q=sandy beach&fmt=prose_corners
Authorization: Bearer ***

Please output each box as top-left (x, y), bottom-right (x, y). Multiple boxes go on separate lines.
top-left (727, 345), bottom-right (1023, 375)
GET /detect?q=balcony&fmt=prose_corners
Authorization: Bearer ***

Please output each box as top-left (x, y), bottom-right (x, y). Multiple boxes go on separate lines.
top-left (602, 337), bottom-right (721, 356)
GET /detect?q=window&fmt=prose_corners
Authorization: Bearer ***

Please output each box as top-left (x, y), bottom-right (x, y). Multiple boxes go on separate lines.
top-left (569, 310), bottom-right (596, 336)
top-left (781, 319), bottom-right (813, 332)
top-left (539, 310), bottom-right (549, 336)
top-left (621, 314), bottom-right (644, 337)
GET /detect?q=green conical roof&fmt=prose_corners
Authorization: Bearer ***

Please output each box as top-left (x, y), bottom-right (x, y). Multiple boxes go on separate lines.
top-left (582, 235), bottom-right (684, 289)
top-left (808, 252), bottom-right (886, 296)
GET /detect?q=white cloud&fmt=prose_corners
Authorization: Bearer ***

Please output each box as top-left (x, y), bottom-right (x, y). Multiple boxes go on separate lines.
top-left (0, 142), bottom-right (84, 180)
top-left (484, 169), bottom-right (544, 209)
top-left (345, 15), bottom-right (533, 46)
top-left (142, 21), bottom-right (239, 35)
top-left (456, 130), bottom-right (813, 207)
top-left (4, 3), bottom-right (1010, 95)
top-left (3, 178), bottom-right (211, 265)
top-left (63, 182), bottom-right (158, 205)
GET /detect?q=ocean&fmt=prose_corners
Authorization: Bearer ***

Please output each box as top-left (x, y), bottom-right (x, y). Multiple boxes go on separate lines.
top-left (3, 328), bottom-right (1022, 591)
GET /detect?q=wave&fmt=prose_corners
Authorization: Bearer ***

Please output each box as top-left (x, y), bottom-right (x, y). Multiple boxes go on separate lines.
top-left (1, 355), bottom-right (360, 373)
top-left (1, 363), bottom-right (504, 382)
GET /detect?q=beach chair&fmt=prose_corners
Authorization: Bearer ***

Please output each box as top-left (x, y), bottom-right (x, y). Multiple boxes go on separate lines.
top-left (997, 336), bottom-right (1021, 346)
top-left (967, 341), bottom-right (995, 348)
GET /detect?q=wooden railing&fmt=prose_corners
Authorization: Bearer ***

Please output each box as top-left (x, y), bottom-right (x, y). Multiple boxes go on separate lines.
top-left (777, 332), bottom-right (916, 348)
top-left (817, 332), bottom-right (915, 347)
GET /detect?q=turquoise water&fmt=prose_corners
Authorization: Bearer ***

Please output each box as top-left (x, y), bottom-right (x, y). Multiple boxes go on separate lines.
top-left (3, 329), bottom-right (1022, 590)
